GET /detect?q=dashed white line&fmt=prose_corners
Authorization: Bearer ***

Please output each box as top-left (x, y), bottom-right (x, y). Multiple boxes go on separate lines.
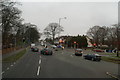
top-left (1, 71), bottom-right (5, 74)
top-left (71, 55), bottom-right (73, 57)
top-left (40, 56), bottom-right (41, 59)
top-left (10, 65), bottom-right (13, 67)
top-left (37, 66), bottom-right (41, 76)
top-left (7, 67), bottom-right (9, 70)
top-left (39, 59), bottom-right (41, 64)
top-left (14, 62), bottom-right (16, 64)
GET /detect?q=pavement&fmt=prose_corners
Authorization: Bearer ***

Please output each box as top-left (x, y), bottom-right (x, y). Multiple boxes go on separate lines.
top-left (1, 45), bottom-right (119, 79)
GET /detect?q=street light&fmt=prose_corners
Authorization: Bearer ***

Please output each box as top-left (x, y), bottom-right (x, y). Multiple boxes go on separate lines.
top-left (59, 17), bottom-right (67, 27)
top-left (58, 17), bottom-right (67, 37)
top-left (25, 26), bottom-right (31, 45)
top-left (12, 31), bottom-right (17, 51)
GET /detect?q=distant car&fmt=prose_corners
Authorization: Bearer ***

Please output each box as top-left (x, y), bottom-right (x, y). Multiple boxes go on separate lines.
top-left (51, 45), bottom-right (57, 49)
top-left (84, 54), bottom-right (101, 61)
top-left (31, 47), bottom-right (39, 52)
top-left (57, 45), bottom-right (64, 50)
top-left (31, 43), bottom-right (35, 48)
top-left (93, 49), bottom-right (104, 52)
top-left (75, 49), bottom-right (83, 56)
top-left (40, 48), bottom-right (53, 55)
top-left (57, 45), bottom-right (62, 48)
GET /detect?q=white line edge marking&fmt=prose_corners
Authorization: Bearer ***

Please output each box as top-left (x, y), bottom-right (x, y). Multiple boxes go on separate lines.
top-left (37, 66), bottom-right (41, 76)
top-left (39, 59), bottom-right (41, 64)
top-left (1, 71), bottom-right (5, 74)
top-left (106, 72), bottom-right (118, 79)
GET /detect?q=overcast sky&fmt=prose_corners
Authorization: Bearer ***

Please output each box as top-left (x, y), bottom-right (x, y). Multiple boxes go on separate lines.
top-left (18, 2), bottom-right (118, 38)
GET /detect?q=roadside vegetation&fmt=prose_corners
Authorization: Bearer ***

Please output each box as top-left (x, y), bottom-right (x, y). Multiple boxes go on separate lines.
top-left (3, 49), bottom-right (27, 62)
top-left (87, 25), bottom-right (120, 57)
top-left (1, 0), bottom-right (40, 54)
top-left (101, 56), bottom-right (120, 64)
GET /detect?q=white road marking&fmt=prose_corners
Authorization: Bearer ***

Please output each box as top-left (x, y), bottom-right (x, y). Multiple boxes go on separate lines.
top-left (39, 59), bottom-right (41, 64)
top-left (7, 67), bottom-right (9, 70)
top-left (14, 62), bottom-right (16, 64)
top-left (106, 72), bottom-right (118, 79)
top-left (71, 55), bottom-right (73, 57)
top-left (40, 56), bottom-right (41, 59)
top-left (1, 71), bottom-right (5, 74)
top-left (37, 66), bottom-right (41, 76)
top-left (11, 65), bottom-right (13, 67)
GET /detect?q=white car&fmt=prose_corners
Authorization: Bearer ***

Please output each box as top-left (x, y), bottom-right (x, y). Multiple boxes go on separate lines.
top-left (51, 45), bottom-right (57, 49)
top-left (31, 43), bottom-right (35, 48)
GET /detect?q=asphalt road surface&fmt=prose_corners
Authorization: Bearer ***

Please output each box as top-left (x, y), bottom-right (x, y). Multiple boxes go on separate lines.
top-left (2, 45), bottom-right (118, 79)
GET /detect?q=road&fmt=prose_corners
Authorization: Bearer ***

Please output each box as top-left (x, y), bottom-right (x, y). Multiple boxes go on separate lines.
top-left (2, 45), bottom-right (118, 79)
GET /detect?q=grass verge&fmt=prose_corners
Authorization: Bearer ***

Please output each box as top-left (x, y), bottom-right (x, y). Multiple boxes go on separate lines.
top-left (3, 49), bottom-right (26, 62)
top-left (101, 56), bottom-right (120, 64)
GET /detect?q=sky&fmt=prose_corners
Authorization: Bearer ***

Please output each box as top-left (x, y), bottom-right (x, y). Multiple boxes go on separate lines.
top-left (16, 0), bottom-right (118, 39)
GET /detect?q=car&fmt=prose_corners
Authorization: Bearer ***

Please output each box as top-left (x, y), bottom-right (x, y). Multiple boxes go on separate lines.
top-left (83, 54), bottom-right (101, 61)
top-left (93, 49), bottom-right (104, 52)
top-left (57, 45), bottom-right (64, 50)
top-left (31, 47), bottom-right (39, 52)
top-left (57, 45), bottom-right (62, 48)
top-left (51, 45), bottom-right (57, 49)
top-left (40, 48), bottom-right (53, 55)
top-left (75, 49), bottom-right (83, 56)
top-left (31, 43), bottom-right (35, 48)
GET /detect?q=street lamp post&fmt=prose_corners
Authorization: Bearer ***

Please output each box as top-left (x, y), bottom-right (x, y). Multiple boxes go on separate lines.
top-left (13, 31), bottom-right (17, 51)
top-left (26, 26), bottom-right (31, 45)
top-left (58, 17), bottom-right (67, 37)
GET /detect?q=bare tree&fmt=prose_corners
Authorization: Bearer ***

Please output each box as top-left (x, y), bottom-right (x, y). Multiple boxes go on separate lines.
top-left (44, 23), bottom-right (64, 44)
top-left (97, 26), bottom-right (108, 45)
top-left (105, 27), bottom-right (116, 48)
top-left (112, 24), bottom-right (120, 57)
top-left (87, 26), bottom-right (100, 46)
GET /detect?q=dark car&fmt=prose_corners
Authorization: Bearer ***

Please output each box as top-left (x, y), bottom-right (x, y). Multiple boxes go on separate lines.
top-left (84, 54), bottom-right (101, 61)
top-left (31, 47), bottom-right (39, 52)
top-left (40, 48), bottom-right (53, 55)
top-left (75, 49), bottom-right (83, 56)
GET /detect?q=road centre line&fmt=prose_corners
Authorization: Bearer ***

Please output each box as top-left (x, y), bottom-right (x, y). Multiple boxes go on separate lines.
top-left (39, 59), bottom-right (41, 64)
top-left (37, 66), bottom-right (41, 76)
top-left (11, 65), bottom-right (13, 67)
top-left (7, 67), bottom-right (9, 70)
top-left (40, 56), bottom-right (41, 59)
top-left (1, 71), bottom-right (5, 74)
top-left (14, 62), bottom-right (16, 64)
top-left (71, 55), bottom-right (73, 57)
